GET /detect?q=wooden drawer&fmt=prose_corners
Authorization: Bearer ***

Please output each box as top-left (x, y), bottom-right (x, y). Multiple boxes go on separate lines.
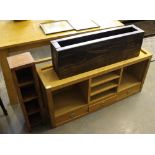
top-left (117, 84), bottom-right (141, 101)
top-left (89, 95), bottom-right (117, 112)
top-left (55, 105), bottom-right (88, 126)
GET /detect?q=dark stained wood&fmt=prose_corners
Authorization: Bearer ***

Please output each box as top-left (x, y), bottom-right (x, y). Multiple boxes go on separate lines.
top-left (51, 25), bottom-right (144, 79)
top-left (7, 52), bottom-right (44, 131)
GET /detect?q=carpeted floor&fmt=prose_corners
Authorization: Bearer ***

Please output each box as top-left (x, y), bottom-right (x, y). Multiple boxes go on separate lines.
top-left (142, 36), bottom-right (155, 61)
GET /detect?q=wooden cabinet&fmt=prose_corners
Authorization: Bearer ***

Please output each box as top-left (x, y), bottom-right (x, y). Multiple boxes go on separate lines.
top-left (7, 52), bottom-right (44, 131)
top-left (37, 49), bottom-right (152, 128)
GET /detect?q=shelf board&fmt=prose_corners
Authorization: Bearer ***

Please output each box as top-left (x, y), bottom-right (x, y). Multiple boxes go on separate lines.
top-left (53, 86), bottom-right (86, 117)
top-left (118, 72), bottom-right (141, 92)
top-left (90, 89), bottom-right (116, 103)
top-left (91, 81), bottom-right (118, 96)
top-left (23, 96), bottom-right (38, 102)
top-left (18, 80), bottom-right (34, 87)
top-left (91, 72), bottom-right (120, 87)
top-left (28, 109), bottom-right (40, 115)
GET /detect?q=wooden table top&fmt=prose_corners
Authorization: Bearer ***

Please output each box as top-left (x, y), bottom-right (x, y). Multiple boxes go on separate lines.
top-left (0, 20), bottom-right (123, 50)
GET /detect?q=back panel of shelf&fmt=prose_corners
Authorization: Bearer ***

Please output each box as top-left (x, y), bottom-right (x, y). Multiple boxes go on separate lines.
top-left (52, 81), bottom-right (89, 118)
top-left (118, 60), bottom-right (149, 92)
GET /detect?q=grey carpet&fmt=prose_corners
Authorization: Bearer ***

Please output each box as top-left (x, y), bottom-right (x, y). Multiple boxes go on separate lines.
top-left (142, 36), bottom-right (155, 61)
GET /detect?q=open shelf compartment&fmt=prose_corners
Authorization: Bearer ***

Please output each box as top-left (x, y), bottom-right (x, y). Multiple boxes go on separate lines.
top-left (90, 79), bottom-right (119, 96)
top-left (29, 112), bottom-right (42, 127)
top-left (91, 69), bottom-right (120, 87)
top-left (118, 60), bottom-right (149, 92)
top-left (15, 67), bottom-right (34, 86)
top-left (90, 87), bottom-right (117, 103)
top-left (20, 84), bottom-right (38, 102)
top-left (53, 81), bottom-right (88, 117)
top-left (24, 99), bottom-right (40, 115)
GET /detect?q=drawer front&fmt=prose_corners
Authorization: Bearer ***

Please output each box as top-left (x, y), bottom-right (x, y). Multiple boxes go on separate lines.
top-left (55, 106), bottom-right (88, 126)
top-left (117, 84), bottom-right (141, 101)
top-left (89, 95), bottom-right (117, 112)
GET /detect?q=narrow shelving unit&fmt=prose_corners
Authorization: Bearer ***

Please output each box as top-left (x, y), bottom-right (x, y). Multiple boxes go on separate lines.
top-left (89, 69), bottom-right (121, 103)
top-left (7, 52), bottom-right (44, 131)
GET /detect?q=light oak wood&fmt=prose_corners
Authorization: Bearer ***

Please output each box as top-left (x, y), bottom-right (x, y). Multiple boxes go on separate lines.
top-left (37, 50), bottom-right (151, 91)
top-left (91, 72), bottom-right (120, 87)
top-left (90, 89), bottom-right (116, 103)
top-left (90, 81), bottom-right (118, 96)
top-left (117, 84), bottom-right (141, 101)
top-left (55, 106), bottom-right (88, 126)
top-left (0, 20), bottom-right (123, 50)
top-left (0, 20), bottom-right (123, 105)
top-left (89, 95), bottom-right (117, 112)
top-left (37, 49), bottom-right (152, 127)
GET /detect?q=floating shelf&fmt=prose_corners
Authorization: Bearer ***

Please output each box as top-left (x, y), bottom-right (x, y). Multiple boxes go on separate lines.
top-left (36, 49), bottom-right (151, 128)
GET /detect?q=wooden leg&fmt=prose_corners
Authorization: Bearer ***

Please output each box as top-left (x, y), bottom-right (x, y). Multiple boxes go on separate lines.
top-left (46, 89), bottom-right (56, 128)
top-left (0, 50), bottom-right (19, 105)
top-left (0, 98), bottom-right (8, 115)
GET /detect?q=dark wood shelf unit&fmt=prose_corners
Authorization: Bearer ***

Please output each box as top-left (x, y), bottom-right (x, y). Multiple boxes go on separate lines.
top-left (15, 67), bottom-right (34, 85)
top-left (25, 99), bottom-right (40, 115)
top-left (7, 52), bottom-right (44, 131)
top-left (29, 112), bottom-right (42, 127)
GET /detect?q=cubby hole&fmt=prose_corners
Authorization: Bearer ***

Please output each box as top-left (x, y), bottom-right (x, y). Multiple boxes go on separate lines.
top-left (90, 87), bottom-right (117, 103)
top-left (20, 84), bottom-right (37, 102)
top-left (91, 79), bottom-right (119, 96)
top-left (91, 69), bottom-right (120, 87)
top-left (15, 67), bottom-right (34, 85)
top-left (52, 81), bottom-right (88, 117)
top-left (119, 60), bottom-right (149, 91)
top-left (24, 99), bottom-right (40, 115)
top-left (29, 112), bottom-right (42, 127)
